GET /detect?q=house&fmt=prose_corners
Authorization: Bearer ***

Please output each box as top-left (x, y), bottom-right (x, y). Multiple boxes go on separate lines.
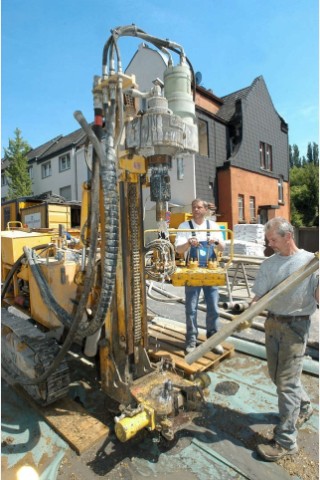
top-left (1, 44), bottom-right (290, 231)
top-left (216, 77), bottom-right (289, 226)
top-left (193, 76), bottom-right (289, 227)
top-left (1, 129), bottom-right (88, 203)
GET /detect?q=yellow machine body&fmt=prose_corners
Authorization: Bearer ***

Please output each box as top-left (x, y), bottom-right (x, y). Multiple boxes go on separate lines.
top-left (28, 259), bottom-right (80, 329)
top-left (1, 230), bottom-right (53, 295)
top-left (1, 230), bottom-right (53, 266)
top-left (1, 26), bottom-right (211, 444)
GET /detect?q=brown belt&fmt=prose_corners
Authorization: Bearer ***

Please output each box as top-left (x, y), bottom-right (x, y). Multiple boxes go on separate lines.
top-left (268, 313), bottom-right (310, 322)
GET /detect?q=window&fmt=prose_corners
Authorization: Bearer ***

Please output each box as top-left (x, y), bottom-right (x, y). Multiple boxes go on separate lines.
top-left (249, 196), bottom-right (256, 221)
top-left (259, 142), bottom-right (273, 171)
top-left (238, 194), bottom-right (245, 222)
top-left (42, 162), bottom-right (51, 178)
top-left (176, 157), bottom-right (184, 180)
top-left (1, 173), bottom-right (7, 186)
top-left (28, 166), bottom-right (33, 179)
top-left (259, 142), bottom-right (265, 168)
top-left (265, 144), bottom-right (273, 170)
top-left (60, 185), bottom-right (71, 201)
top-left (198, 119), bottom-right (209, 157)
top-left (278, 176), bottom-right (284, 203)
top-left (59, 154), bottom-right (71, 172)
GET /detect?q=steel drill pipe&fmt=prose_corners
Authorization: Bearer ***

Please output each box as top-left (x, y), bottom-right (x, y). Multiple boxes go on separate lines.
top-left (234, 301), bottom-right (250, 312)
top-left (185, 254), bottom-right (319, 365)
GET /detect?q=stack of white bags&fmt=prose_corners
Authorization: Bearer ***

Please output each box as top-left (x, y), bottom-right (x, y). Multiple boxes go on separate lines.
top-left (223, 224), bottom-right (266, 257)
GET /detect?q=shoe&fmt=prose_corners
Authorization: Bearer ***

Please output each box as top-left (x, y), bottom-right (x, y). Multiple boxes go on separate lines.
top-left (296, 408), bottom-right (313, 428)
top-left (257, 441), bottom-right (298, 462)
top-left (212, 344), bottom-right (224, 355)
top-left (185, 344), bottom-right (196, 354)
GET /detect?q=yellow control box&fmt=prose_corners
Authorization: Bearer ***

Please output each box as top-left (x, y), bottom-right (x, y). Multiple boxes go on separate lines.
top-left (170, 267), bottom-right (227, 287)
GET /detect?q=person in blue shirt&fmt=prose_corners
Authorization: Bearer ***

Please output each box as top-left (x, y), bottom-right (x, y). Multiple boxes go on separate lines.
top-left (175, 199), bottom-right (225, 355)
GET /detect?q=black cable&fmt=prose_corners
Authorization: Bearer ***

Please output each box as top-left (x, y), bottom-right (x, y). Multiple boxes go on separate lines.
top-left (24, 246), bottom-right (73, 328)
top-left (1, 244), bottom-right (51, 300)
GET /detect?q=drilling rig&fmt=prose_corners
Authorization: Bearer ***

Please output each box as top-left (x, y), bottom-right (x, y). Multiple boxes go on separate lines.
top-left (1, 25), bottom-right (213, 443)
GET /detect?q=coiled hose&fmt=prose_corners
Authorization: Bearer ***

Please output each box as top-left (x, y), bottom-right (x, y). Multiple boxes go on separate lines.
top-left (75, 102), bottom-right (119, 339)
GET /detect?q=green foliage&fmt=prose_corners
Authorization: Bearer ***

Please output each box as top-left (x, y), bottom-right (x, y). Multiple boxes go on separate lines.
top-left (289, 144), bottom-right (301, 168)
top-left (3, 128), bottom-right (32, 200)
top-left (289, 142), bottom-right (319, 227)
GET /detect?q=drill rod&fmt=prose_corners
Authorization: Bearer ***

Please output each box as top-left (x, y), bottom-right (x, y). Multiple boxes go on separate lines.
top-left (185, 254), bottom-right (319, 365)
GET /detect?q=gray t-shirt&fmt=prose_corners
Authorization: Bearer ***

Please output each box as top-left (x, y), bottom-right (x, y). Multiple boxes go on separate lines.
top-left (252, 249), bottom-right (318, 316)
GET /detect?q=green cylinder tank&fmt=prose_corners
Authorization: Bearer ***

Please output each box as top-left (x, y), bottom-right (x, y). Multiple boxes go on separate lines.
top-left (163, 62), bottom-right (196, 125)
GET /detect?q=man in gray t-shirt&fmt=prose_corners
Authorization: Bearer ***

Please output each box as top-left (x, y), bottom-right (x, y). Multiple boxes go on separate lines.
top-left (252, 217), bottom-right (319, 462)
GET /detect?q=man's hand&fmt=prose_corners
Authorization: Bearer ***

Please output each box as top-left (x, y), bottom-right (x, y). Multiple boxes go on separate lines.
top-left (188, 237), bottom-right (199, 247)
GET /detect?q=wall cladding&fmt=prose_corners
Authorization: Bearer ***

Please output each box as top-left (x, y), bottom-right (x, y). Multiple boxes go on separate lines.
top-left (229, 78), bottom-right (289, 181)
top-left (195, 112), bottom-right (227, 202)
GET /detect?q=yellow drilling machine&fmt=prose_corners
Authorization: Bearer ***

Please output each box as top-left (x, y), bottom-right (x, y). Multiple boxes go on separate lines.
top-left (1, 25), bottom-right (231, 443)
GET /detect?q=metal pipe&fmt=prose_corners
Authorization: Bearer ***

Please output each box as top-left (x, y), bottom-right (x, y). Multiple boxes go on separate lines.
top-left (230, 337), bottom-right (318, 376)
top-left (222, 301), bottom-right (236, 310)
top-left (233, 301), bottom-right (250, 312)
top-left (185, 254), bottom-right (319, 364)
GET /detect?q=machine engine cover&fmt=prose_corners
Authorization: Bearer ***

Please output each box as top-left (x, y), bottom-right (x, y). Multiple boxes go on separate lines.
top-left (126, 112), bottom-right (198, 157)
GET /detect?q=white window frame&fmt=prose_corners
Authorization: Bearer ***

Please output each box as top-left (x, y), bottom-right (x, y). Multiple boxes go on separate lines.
top-left (59, 154), bottom-right (71, 172)
top-left (41, 162), bottom-right (52, 178)
top-left (249, 196), bottom-right (256, 221)
top-left (278, 176), bottom-right (284, 203)
top-left (238, 194), bottom-right (245, 222)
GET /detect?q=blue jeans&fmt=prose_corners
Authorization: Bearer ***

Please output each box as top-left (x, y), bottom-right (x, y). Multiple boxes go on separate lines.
top-left (185, 286), bottom-right (220, 346)
top-left (265, 316), bottom-right (311, 450)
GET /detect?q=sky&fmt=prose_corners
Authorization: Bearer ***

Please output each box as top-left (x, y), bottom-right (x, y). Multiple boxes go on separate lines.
top-left (1, 0), bottom-right (319, 158)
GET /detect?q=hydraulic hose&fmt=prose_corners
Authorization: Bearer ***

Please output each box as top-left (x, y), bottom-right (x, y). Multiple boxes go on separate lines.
top-left (105, 25), bottom-right (196, 101)
top-left (84, 99), bottom-right (119, 338)
top-left (1, 244), bottom-right (51, 301)
top-left (23, 246), bottom-right (73, 328)
top-left (75, 102), bottom-right (119, 338)
top-left (102, 25), bottom-right (194, 92)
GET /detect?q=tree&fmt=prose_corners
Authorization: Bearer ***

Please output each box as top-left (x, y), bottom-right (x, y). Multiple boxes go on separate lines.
top-left (289, 142), bottom-right (319, 227)
top-left (3, 128), bottom-right (32, 199)
top-left (312, 142), bottom-right (318, 166)
top-left (289, 144), bottom-right (301, 168)
top-left (307, 142), bottom-right (313, 164)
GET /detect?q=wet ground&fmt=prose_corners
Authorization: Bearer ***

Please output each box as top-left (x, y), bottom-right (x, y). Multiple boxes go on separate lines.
top-left (1, 271), bottom-right (319, 480)
top-left (2, 343), bottom-right (318, 480)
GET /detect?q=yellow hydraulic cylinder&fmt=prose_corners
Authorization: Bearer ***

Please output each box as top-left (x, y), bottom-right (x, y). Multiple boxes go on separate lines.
top-left (115, 408), bottom-right (154, 442)
top-left (80, 182), bottom-right (90, 246)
